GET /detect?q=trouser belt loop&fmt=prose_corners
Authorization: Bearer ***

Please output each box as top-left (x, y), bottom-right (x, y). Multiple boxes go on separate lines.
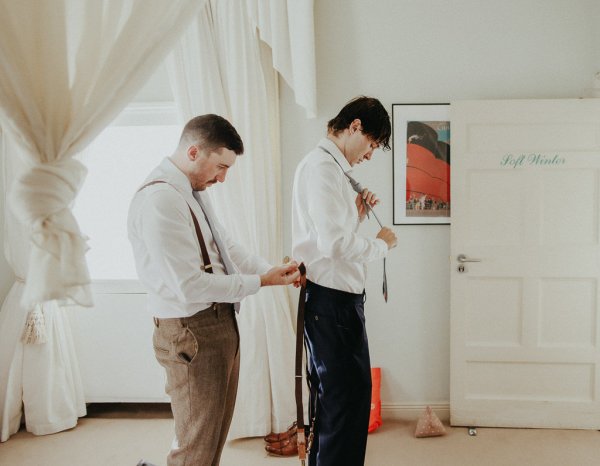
top-left (213, 302), bottom-right (234, 319)
top-left (153, 317), bottom-right (160, 328)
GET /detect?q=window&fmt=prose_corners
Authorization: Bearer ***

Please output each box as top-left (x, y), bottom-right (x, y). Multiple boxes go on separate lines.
top-left (73, 103), bottom-right (180, 283)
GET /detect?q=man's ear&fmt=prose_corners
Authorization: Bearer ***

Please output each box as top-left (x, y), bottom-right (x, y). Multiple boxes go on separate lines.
top-left (187, 145), bottom-right (198, 161)
top-left (350, 119), bottom-right (362, 134)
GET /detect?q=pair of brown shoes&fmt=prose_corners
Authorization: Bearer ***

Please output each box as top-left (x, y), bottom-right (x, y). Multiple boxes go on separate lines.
top-left (264, 422), bottom-right (298, 457)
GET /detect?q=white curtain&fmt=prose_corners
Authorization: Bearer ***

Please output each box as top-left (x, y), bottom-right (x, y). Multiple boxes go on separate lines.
top-left (245, 0), bottom-right (317, 118)
top-left (0, 134), bottom-right (85, 442)
top-left (166, 0), bottom-right (316, 438)
top-left (0, 0), bottom-right (206, 442)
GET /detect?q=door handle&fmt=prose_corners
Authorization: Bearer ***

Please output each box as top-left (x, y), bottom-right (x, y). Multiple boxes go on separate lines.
top-left (457, 254), bottom-right (481, 263)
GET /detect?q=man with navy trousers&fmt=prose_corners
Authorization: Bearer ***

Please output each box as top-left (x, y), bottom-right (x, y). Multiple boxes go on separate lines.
top-left (291, 96), bottom-right (398, 465)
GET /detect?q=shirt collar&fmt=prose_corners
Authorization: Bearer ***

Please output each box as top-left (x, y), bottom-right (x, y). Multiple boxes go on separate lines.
top-left (154, 157), bottom-right (192, 193)
top-left (318, 137), bottom-right (353, 173)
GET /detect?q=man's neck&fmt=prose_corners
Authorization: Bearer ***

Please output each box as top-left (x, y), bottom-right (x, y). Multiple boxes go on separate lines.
top-left (168, 154), bottom-right (193, 187)
top-left (326, 134), bottom-right (350, 164)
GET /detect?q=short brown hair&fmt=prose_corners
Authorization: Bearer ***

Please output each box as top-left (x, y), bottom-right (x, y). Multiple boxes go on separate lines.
top-left (180, 114), bottom-right (244, 154)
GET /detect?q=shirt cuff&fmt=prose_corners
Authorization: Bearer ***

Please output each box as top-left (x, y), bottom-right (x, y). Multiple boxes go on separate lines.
top-left (375, 238), bottom-right (389, 257)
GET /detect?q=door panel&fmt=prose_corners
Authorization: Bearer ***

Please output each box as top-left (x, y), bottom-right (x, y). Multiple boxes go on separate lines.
top-left (450, 98), bottom-right (600, 429)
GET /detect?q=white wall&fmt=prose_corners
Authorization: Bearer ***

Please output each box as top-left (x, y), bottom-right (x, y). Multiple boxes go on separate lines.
top-left (280, 0), bottom-right (600, 412)
top-left (595, 2), bottom-right (600, 75)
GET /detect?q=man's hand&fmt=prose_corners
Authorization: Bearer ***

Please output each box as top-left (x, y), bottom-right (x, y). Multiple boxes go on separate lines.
top-left (283, 257), bottom-right (305, 288)
top-left (355, 188), bottom-right (379, 222)
top-left (260, 263), bottom-right (301, 286)
top-left (376, 226), bottom-right (397, 250)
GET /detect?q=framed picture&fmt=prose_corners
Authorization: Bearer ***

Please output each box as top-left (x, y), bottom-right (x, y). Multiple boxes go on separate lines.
top-left (392, 103), bottom-right (451, 225)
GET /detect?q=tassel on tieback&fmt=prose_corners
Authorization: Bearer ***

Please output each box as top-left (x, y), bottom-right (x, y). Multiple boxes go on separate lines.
top-left (21, 307), bottom-right (47, 344)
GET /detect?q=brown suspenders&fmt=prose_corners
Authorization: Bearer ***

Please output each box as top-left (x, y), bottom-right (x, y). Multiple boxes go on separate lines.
top-left (295, 263), bottom-right (318, 465)
top-left (295, 263), bottom-right (308, 464)
top-left (137, 180), bottom-right (213, 273)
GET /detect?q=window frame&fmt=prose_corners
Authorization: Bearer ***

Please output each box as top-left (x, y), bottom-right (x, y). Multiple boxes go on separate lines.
top-left (83, 101), bottom-right (180, 294)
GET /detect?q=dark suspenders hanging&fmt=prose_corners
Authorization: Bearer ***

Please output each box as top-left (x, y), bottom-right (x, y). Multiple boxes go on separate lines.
top-left (137, 180), bottom-right (213, 273)
top-left (295, 263), bottom-right (308, 464)
top-left (295, 263), bottom-right (318, 465)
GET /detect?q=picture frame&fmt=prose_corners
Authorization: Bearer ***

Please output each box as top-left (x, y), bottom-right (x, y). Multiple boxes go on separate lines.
top-left (392, 103), bottom-right (451, 225)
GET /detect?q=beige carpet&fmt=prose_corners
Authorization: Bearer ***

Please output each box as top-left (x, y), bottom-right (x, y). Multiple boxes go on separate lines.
top-left (1, 404), bottom-right (599, 466)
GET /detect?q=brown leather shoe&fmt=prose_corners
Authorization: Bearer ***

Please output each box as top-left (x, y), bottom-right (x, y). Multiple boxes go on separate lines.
top-left (265, 434), bottom-right (298, 457)
top-left (264, 421), bottom-right (297, 443)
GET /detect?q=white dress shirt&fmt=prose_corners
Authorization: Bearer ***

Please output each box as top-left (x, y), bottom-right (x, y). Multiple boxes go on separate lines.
top-left (128, 158), bottom-right (272, 318)
top-left (291, 138), bottom-right (388, 294)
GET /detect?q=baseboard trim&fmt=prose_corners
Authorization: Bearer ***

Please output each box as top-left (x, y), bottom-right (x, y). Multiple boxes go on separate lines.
top-left (382, 402), bottom-right (450, 422)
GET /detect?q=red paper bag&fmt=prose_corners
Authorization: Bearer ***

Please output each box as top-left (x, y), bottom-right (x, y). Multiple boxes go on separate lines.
top-left (368, 367), bottom-right (382, 433)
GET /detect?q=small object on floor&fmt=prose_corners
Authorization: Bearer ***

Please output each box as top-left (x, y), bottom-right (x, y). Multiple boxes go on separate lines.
top-left (368, 367), bottom-right (383, 433)
top-left (265, 433), bottom-right (298, 457)
top-left (414, 406), bottom-right (447, 438)
top-left (264, 421), bottom-right (297, 443)
top-left (137, 460), bottom-right (158, 466)
top-left (468, 426), bottom-right (478, 436)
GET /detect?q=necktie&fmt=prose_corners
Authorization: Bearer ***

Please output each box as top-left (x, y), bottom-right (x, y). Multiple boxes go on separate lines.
top-left (343, 171), bottom-right (388, 302)
top-left (193, 191), bottom-right (240, 312)
top-left (320, 147), bottom-right (389, 302)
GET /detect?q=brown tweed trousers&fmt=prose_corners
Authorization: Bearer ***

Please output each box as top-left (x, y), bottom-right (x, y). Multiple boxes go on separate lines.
top-left (152, 303), bottom-right (240, 466)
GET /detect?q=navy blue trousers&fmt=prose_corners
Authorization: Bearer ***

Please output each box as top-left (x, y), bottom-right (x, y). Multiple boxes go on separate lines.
top-left (304, 280), bottom-right (371, 466)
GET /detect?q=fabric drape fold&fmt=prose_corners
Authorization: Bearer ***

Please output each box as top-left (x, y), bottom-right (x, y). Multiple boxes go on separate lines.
top-left (0, 0), bottom-right (205, 310)
top-left (0, 0), bottom-right (207, 442)
top-left (166, 0), bottom-right (315, 437)
top-left (0, 136), bottom-right (86, 442)
top-left (245, 0), bottom-right (317, 118)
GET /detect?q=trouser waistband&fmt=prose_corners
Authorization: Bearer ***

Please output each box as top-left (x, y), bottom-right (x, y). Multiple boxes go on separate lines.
top-left (306, 280), bottom-right (365, 303)
top-left (153, 303), bottom-right (234, 328)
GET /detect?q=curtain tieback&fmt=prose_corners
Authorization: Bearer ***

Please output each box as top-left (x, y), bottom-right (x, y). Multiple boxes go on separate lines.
top-left (22, 307), bottom-right (47, 345)
top-left (7, 276), bottom-right (44, 345)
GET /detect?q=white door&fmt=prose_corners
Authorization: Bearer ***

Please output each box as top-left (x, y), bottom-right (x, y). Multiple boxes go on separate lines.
top-left (450, 98), bottom-right (600, 429)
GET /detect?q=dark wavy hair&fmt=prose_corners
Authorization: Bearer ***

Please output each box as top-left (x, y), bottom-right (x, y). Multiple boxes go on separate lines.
top-left (327, 96), bottom-right (391, 150)
top-left (180, 114), bottom-right (244, 155)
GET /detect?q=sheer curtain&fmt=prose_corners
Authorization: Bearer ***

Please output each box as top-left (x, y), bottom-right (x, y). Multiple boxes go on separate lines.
top-left (245, 0), bottom-right (317, 118)
top-left (0, 135), bottom-right (85, 441)
top-left (0, 0), bottom-right (206, 442)
top-left (166, 0), bottom-right (316, 438)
